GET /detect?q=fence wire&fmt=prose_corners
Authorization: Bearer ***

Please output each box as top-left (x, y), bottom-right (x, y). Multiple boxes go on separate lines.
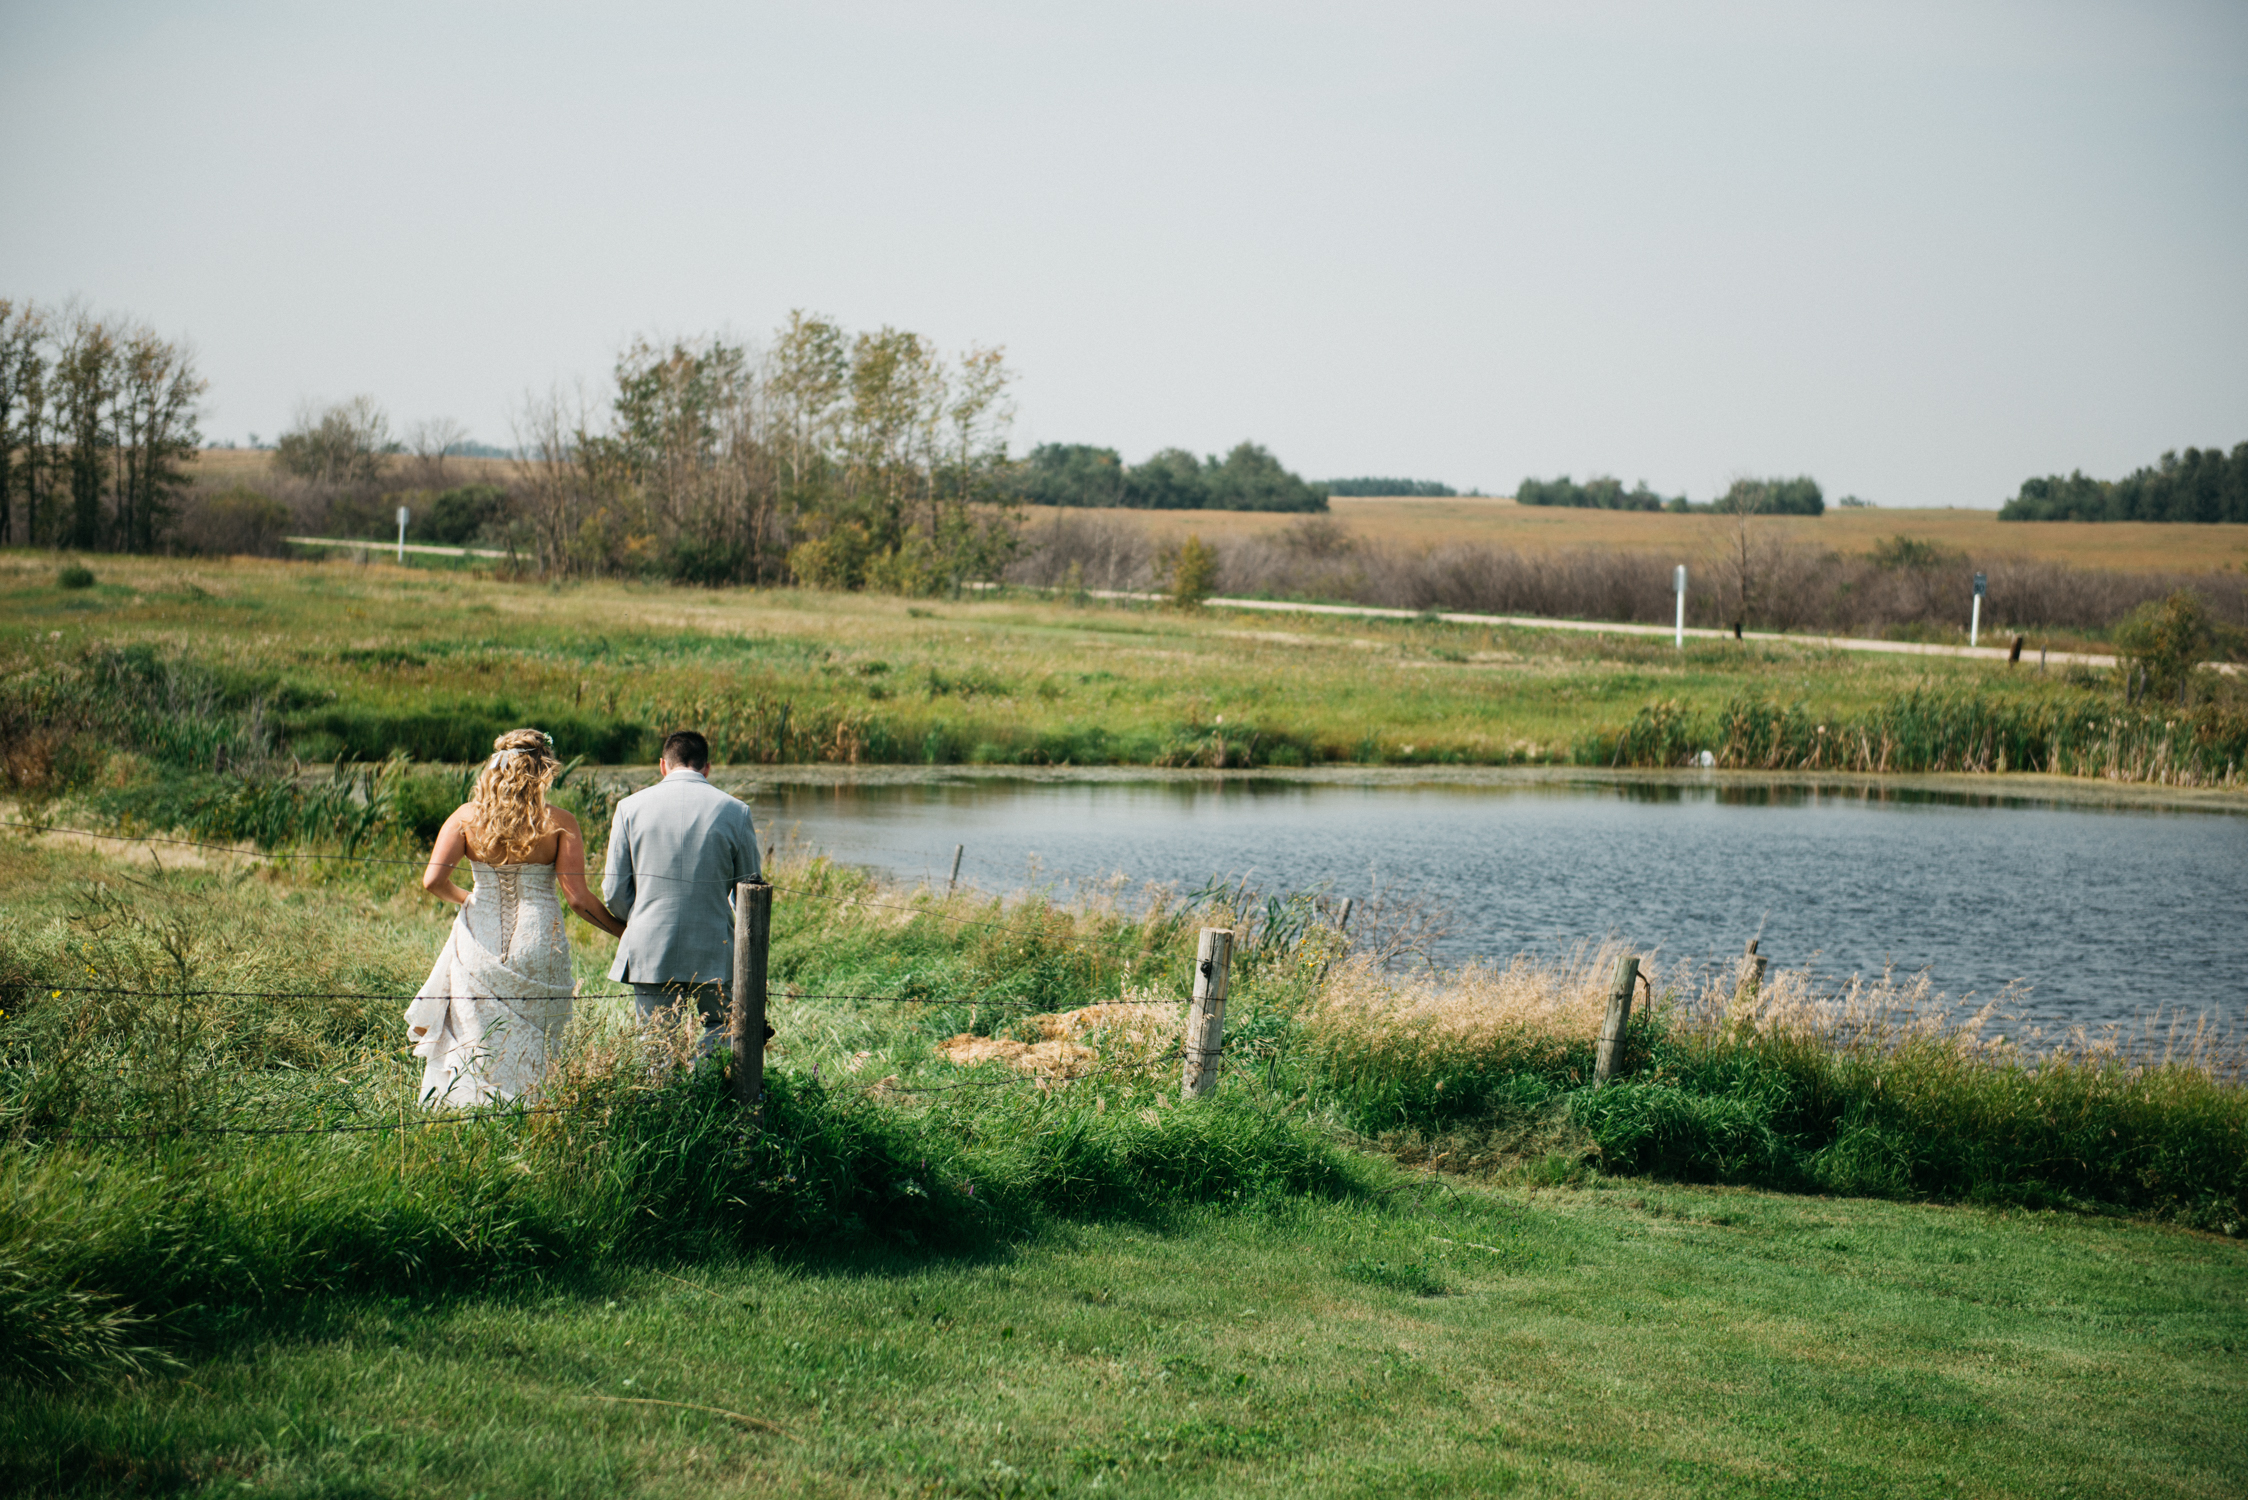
top-left (4, 818), bottom-right (1302, 1144)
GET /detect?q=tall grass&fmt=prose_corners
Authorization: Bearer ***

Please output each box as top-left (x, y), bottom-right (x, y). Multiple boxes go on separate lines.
top-left (0, 851), bottom-right (1362, 1381)
top-left (1306, 950), bottom-right (2246, 1230)
top-left (1588, 688), bottom-right (2248, 785)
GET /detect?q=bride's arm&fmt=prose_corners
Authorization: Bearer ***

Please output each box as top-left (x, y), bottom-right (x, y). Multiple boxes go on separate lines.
top-left (552, 813), bottom-right (627, 938)
top-left (422, 808), bottom-right (473, 906)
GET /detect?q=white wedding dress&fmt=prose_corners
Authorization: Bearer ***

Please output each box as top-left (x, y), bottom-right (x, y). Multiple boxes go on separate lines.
top-left (405, 860), bottom-right (575, 1107)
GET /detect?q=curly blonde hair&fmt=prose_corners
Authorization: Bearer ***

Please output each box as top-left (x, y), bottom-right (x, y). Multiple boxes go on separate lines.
top-left (464, 728), bottom-right (560, 864)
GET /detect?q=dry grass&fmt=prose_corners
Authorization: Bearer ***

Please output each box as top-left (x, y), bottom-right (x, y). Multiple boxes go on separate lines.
top-left (936, 999), bottom-right (1187, 1078)
top-left (184, 449), bottom-right (516, 488)
top-left (1311, 945), bottom-right (1638, 1059)
top-left (1314, 941), bottom-right (2242, 1078)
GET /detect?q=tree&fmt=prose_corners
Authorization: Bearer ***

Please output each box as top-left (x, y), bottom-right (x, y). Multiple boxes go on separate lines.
top-left (0, 300), bottom-right (50, 546)
top-left (404, 416), bottom-right (471, 484)
top-left (1014, 444), bottom-right (1127, 507)
top-left (1204, 442), bottom-right (1329, 512)
top-left (2112, 590), bottom-right (2223, 704)
top-left (2000, 444), bottom-right (2248, 523)
top-left (767, 311), bottom-right (848, 506)
top-left (509, 315), bottom-right (1013, 590)
top-left (111, 324), bottom-right (205, 552)
top-left (0, 301), bottom-right (201, 552)
top-left (275, 396), bottom-right (395, 486)
top-left (1516, 475), bottom-right (1672, 510)
top-left (1124, 448), bottom-right (1210, 509)
top-left (1322, 477), bottom-right (1456, 497)
top-left (55, 310), bottom-right (120, 549)
top-left (1713, 475), bottom-right (1823, 516)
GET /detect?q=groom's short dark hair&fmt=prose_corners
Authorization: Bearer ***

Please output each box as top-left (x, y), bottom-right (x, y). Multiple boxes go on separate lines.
top-left (660, 730), bottom-right (710, 770)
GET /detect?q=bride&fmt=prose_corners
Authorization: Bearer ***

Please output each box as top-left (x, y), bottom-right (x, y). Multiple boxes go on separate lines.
top-left (406, 728), bottom-right (626, 1107)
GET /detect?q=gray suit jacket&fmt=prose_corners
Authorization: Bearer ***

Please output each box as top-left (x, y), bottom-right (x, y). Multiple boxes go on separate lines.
top-left (601, 770), bottom-right (761, 985)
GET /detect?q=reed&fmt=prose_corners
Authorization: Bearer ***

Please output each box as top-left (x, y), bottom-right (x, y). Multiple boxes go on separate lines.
top-left (1588, 689), bottom-right (2248, 785)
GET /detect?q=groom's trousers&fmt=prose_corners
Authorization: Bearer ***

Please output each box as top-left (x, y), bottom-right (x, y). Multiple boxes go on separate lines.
top-left (632, 981), bottom-right (729, 1054)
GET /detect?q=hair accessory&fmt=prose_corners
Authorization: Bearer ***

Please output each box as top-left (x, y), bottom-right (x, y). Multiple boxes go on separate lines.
top-left (488, 749), bottom-right (528, 768)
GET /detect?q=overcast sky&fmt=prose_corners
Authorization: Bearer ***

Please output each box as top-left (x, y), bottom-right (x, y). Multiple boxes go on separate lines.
top-left (5, 1), bottom-right (2243, 507)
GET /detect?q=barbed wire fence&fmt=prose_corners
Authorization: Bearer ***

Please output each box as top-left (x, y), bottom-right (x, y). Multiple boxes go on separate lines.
top-left (2, 819), bottom-right (1319, 1146)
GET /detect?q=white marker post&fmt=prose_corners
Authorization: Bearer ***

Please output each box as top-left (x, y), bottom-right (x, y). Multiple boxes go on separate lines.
top-left (396, 505), bottom-right (410, 563)
top-left (1971, 571), bottom-right (1986, 648)
top-left (1673, 564), bottom-right (1687, 649)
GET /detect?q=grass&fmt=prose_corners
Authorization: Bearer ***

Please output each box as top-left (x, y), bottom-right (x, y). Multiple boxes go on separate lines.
top-left (1, 818), bottom-right (2242, 1494)
top-left (4, 549), bottom-right (2240, 788)
top-left (3, 538), bottom-right (2244, 1492)
top-left (11, 1187), bottom-right (2243, 1498)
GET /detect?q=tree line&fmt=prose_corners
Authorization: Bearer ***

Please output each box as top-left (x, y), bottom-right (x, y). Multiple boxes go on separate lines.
top-left (1320, 477), bottom-right (1457, 497)
top-left (0, 300), bottom-right (205, 553)
top-left (1515, 474), bottom-right (1825, 516)
top-left (1008, 442), bottom-right (1328, 512)
top-left (1999, 443), bottom-right (2248, 523)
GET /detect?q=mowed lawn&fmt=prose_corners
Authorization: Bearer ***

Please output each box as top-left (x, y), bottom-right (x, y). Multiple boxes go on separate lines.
top-left (16, 1180), bottom-right (2241, 1498)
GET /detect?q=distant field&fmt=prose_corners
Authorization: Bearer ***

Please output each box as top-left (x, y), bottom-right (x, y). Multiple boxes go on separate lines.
top-left (185, 451), bottom-right (2248, 574)
top-left (188, 448), bottom-right (515, 486)
top-left (1074, 494), bottom-right (2248, 576)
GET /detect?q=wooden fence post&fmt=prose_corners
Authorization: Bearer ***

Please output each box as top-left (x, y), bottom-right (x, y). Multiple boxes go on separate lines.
top-left (1180, 927), bottom-right (1234, 1101)
top-left (948, 843), bottom-right (964, 893)
top-left (730, 880), bottom-right (771, 1109)
top-left (1593, 954), bottom-right (1639, 1087)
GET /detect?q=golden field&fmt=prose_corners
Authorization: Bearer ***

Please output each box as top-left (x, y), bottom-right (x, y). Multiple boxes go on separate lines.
top-left (1080, 494), bottom-right (2248, 575)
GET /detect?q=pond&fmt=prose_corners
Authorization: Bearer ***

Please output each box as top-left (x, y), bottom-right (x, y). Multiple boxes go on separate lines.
top-left (733, 770), bottom-right (2248, 1036)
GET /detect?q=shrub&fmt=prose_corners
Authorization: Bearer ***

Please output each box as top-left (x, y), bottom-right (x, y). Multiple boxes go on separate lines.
top-left (789, 522), bottom-right (876, 590)
top-left (170, 485), bottom-right (290, 557)
top-left (55, 566), bottom-right (94, 590)
top-left (1169, 535), bottom-right (1218, 608)
top-left (2112, 589), bottom-right (2229, 702)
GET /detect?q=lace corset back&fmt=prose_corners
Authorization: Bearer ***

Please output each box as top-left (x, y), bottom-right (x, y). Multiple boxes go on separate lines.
top-left (467, 860), bottom-right (567, 970)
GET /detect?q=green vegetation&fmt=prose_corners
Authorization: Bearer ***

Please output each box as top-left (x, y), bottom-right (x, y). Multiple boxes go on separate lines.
top-left (1319, 477), bottom-right (1459, 497)
top-left (1166, 534), bottom-right (1219, 608)
top-left (1712, 476), bottom-right (1825, 517)
top-left (1511, 475), bottom-right (1824, 516)
top-left (2114, 589), bottom-right (2248, 705)
top-left (1593, 687), bottom-right (2247, 781)
top-left (1013, 441), bottom-right (1329, 512)
top-left (2, 554), bottom-right (2242, 798)
top-left (0, 823), bottom-right (2241, 1494)
top-left (1515, 475), bottom-right (1678, 511)
top-left (2002, 442), bottom-right (2248, 523)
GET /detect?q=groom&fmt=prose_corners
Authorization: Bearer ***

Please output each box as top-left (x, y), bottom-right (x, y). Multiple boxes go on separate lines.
top-left (601, 730), bottom-right (762, 1052)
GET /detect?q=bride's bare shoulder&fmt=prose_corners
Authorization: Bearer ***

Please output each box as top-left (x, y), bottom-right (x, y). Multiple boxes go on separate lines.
top-left (546, 807), bottom-right (584, 835)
